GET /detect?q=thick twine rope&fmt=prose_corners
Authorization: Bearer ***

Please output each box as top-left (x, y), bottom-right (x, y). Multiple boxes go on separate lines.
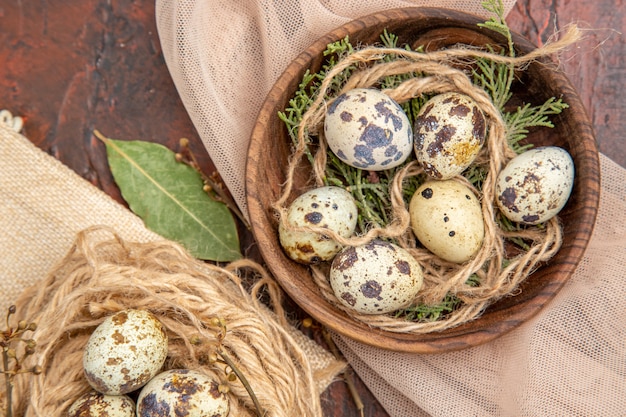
top-left (273, 25), bottom-right (582, 333)
top-left (6, 226), bottom-right (340, 417)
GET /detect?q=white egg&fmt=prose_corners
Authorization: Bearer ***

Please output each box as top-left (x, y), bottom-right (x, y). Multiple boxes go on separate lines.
top-left (68, 391), bottom-right (135, 417)
top-left (324, 88), bottom-right (413, 171)
top-left (409, 180), bottom-right (484, 263)
top-left (329, 240), bottom-right (423, 314)
top-left (83, 309), bottom-right (168, 395)
top-left (136, 369), bottom-right (229, 417)
top-left (414, 92), bottom-right (486, 179)
top-left (496, 146), bottom-right (574, 225)
top-left (279, 186), bottom-right (358, 264)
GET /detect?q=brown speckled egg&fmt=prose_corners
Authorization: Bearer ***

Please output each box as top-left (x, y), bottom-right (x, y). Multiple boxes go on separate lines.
top-left (409, 180), bottom-right (484, 263)
top-left (324, 88), bottom-right (413, 171)
top-left (68, 391), bottom-right (135, 416)
top-left (414, 92), bottom-right (486, 179)
top-left (279, 186), bottom-right (358, 264)
top-left (136, 369), bottom-right (229, 417)
top-left (329, 240), bottom-right (423, 314)
top-left (83, 309), bottom-right (168, 395)
top-left (496, 146), bottom-right (574, 225)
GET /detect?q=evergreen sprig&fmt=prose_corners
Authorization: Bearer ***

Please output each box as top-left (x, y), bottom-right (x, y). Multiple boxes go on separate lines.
top-left (396, 274), bottom-right (480, 322)
top-left (505, 98), bottom-right (569, 153)
top-left (476, 0), bottom-right (516, 111)
top-left (279, 35), bottom-right (425, 232)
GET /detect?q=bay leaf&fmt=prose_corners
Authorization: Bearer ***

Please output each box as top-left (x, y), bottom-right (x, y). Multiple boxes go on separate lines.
top-left (98, 132), bottom-right (241, 262)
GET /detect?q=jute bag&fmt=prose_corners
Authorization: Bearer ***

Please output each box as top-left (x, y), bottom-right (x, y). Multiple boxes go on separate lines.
top-left (0, 120), bottom-right (344, 416)
top-left (154, 1), bottom-right (626, 416)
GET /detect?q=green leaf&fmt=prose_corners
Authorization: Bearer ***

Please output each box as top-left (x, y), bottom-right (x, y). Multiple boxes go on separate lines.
top-left (97, 132), bottom-right (241, 262)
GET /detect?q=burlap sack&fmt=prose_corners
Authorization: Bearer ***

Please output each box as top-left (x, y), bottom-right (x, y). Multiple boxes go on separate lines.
top-left (154, 1), bottom-right (626, 416)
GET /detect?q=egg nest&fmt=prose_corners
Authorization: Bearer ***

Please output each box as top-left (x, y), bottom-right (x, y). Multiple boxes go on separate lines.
top-left (6, 226), bottom-right (335, 416)
top-left (274, 33), bottom-right (569, 333)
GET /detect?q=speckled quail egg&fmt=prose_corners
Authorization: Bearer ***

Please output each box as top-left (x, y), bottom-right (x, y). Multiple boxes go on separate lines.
top-left (279, 186), bottom-right (358, 264)
top-left (324, 88), bottom-right (413, 171)
top-left (136, 369), bottom-right (229, 417)
top-left (496, 146), bottom-right (574, 225)
top-left (68, 391), bottom-right (135, 417)
top-left (409, 180), bottom-right (484, 263)
top-left (414, 92), bottom-right (486, 179)
top-left (329, 239), bottom-right (423, 314)
top-left (83, 309), bottom-right (168, 395)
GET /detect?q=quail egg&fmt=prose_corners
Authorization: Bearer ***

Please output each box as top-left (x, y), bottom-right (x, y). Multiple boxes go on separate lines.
top-left (409, 180), bottom-right (484, 263)
top-left (414, 92), bottom-right (486, 179)
top-left (136, 369), bottom-right (229, 417)
top-left (279, 186), bottom-right (358, 264)
top-left (68, 391), bottom-right (135, 417)
top-left (83, 309), bottom-right (168, 395)
top-left (324, 88), bottom-right (413, 171)
top-left (496, 146), bottom-right (574, 225)
top-left (329, 239), bottom-right (423, 314)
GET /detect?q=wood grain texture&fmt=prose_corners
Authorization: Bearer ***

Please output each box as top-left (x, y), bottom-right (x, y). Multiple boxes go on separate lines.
top-left (0, 0), bottom-right (212, 204)
top-left (246, 7), bottom-right (599, 354)
top-left (0, 0), bottom-right (621, 415)
top-left (508, 0), bottom-right (626, 168)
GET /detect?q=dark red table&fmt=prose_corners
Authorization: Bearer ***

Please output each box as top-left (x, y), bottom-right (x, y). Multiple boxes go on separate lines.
top-left (1, 1), bottom-right (622, 415)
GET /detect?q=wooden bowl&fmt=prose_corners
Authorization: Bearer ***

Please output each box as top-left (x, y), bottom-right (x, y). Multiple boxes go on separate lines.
top-left (246, 7), bottom-right (600, 353)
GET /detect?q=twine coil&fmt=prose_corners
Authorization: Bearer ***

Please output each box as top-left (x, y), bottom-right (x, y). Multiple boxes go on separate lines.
top-left (4, 226), bottom-right (342, 416)
top-left (273, 25), bottom-right (581, 333)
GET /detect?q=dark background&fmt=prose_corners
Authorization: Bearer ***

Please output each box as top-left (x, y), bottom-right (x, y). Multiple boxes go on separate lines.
top-left (1, 1), bottom-right (622, 415)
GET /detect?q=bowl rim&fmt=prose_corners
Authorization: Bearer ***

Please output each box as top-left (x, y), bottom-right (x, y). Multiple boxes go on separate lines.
top-left (246, 6), bottom-right (600, 353)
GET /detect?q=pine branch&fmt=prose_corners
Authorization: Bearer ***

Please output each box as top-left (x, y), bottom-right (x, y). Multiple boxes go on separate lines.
top-left (505, 98), bottom-right (569, 152)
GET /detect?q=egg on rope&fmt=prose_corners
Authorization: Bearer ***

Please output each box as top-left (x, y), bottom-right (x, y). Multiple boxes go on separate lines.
top-left (279, 186), bottom-right (358, 264)
top-left (68, 391), bottom-right (135, 417)
top-left (324, 88), bottom-right (413, 171)
top-left (329, 239), bottom-right (424, 314)
top-left (409, 180), bottom-right (485, 264)
top-left (136, 369), bottom-right (230, 417)
top-left (496, 146), bottom-right (574, 225)
top-left (82, 309), bottom-right (168, 396)
top-left (413, 92), bottom-right (487, 179)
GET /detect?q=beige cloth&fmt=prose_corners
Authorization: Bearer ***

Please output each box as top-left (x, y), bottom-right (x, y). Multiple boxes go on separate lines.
top-left (336, 153), bottom-right (626, 416)
top-left (0, 123), bottom-right (160, 315)
top-left (0, 121), bottom-right (342, 395)
top-left (154, 0), bottom-right (515, 219)
top-left (154, 1), bottom-right (626, 416)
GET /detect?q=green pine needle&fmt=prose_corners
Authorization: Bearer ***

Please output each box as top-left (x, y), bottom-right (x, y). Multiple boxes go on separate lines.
top-left (505, 98), bottom-right (569, 153)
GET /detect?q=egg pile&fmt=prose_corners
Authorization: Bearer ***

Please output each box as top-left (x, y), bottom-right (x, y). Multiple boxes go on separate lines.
top-left (279, 87), bottom-right (574, 316)
top-left (68, 309), bottom-right (230, 417)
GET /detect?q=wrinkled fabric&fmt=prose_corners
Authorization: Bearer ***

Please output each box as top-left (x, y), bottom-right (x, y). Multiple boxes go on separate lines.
top-left (154, 2), bottom-right (626, 415)
top-left (154, 0), bottom-right (512, 218)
